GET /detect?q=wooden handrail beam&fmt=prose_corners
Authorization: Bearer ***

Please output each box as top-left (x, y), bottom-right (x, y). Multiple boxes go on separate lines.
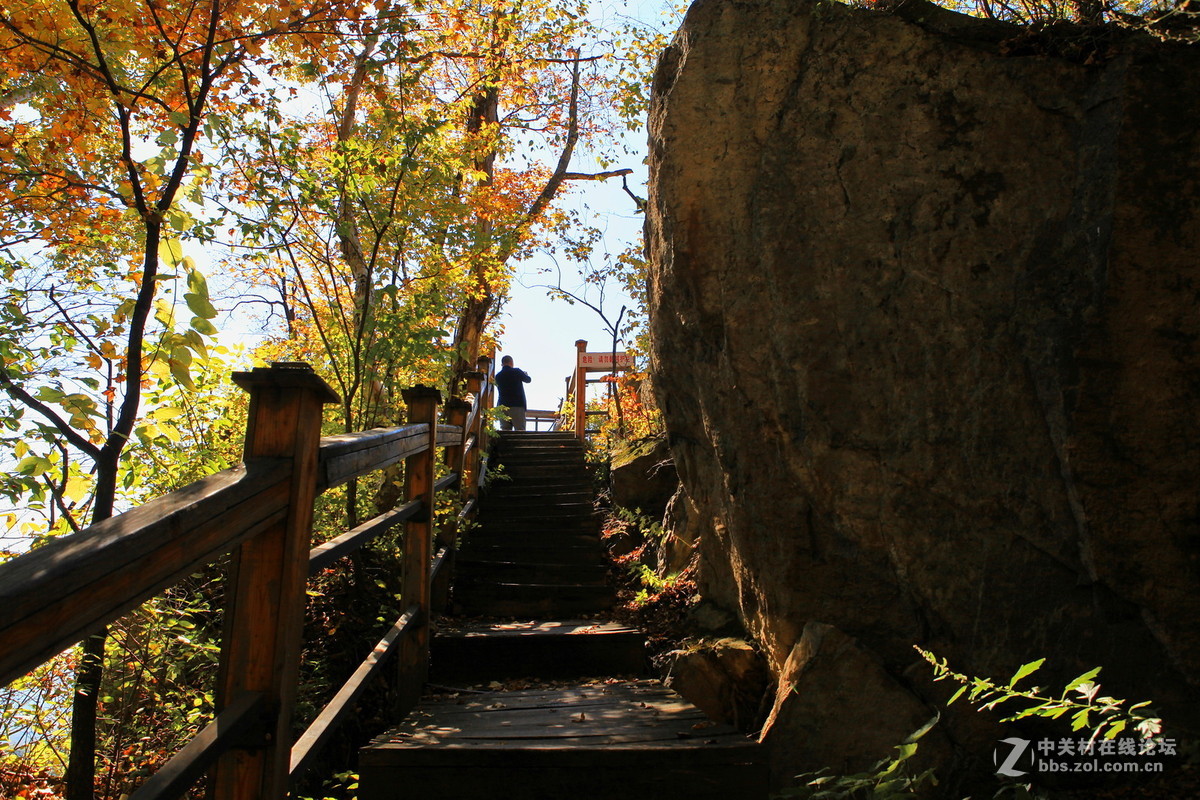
top-left (436, 423), bottom-right (464, 449)
top-left (307, 500), bottom-right (422, 576)
top-left (318, 425), bottom-right (429, 491)
top-left (128, 691), bottom-right (269, 800)
top-left (318, 424), bottom-right (461, 490)
top-left (0, 460), bottom-right (291, 688)
top-left (0, 360), bottom-right (493, 800)
top-left (288, 605), bottom-right (419, 782)
top-left (434, 472), bottom-right (459, 494)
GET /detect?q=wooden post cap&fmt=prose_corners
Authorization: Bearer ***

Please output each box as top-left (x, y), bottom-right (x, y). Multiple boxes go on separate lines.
top-left (475, 356), bottom-right (493, 369)
top-left (401, 385), bottom-right (443, 405)
top-left (444, 398), bottom-right (473, 413)
top-left (232, 362), bottom-right (341, 405)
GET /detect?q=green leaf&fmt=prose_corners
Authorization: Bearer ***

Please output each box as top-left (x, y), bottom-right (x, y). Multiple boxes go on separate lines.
top-left (1009, 658), bottom-right (1045, 688)
top-left (16, 455), bottom-right (52, 477)
top-left (184, 292), bottom-right (218, 319)
top-left (158, 238), bottom-right (184, 267)
top-left (187, 269), bottom-right (208, 295)
top-left (170, 359), bottom-right (196, 391)
top-left (190, 316), bottom-right (218, 336)
top-left (1064, 667), bottom-right (1102, 693)
top-left (34, 386), bottom-right (64, 403)
top-left (158, 421), bottom-right (182, 443)
top-left (903, 714), bottom-right (940, 745)
top-left (183, 329), bottom-right (210, 359)
top-left (154, 406), bottom-right (185, 421)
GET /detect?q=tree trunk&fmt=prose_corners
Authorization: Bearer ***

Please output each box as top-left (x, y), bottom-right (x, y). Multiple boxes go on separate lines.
top-left (449, 81), bottom-right (500, 395)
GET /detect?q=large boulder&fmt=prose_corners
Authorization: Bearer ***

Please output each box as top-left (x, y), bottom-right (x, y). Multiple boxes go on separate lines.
top-left (646, 0), bottom-right (1200, 784)
top-left (761, 622), bottom-right (952, 788)
top-left (610, 436), bottom-right (679, 520)
top-left (665, 637), bottom-right (772, 731)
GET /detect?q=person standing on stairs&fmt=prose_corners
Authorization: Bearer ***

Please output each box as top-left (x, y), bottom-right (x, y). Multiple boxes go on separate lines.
top-left (494, 355), bottom-right (532, 431)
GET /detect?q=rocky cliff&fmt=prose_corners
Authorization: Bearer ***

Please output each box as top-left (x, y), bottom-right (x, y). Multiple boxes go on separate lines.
top-left (646, 0), bottom-right (1200, 786)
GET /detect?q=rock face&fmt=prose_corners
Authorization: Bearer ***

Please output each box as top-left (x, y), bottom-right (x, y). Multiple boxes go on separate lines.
top-left (647, 0), bottom-right (1200, 784)
top-left (665, 637), bottom-right (772, 732)
top-left (610, 437), bottom-right (678, 520)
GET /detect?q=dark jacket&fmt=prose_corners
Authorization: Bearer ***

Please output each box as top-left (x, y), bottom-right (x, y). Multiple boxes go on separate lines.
top-left (494, 365), bottom-right (531, 408)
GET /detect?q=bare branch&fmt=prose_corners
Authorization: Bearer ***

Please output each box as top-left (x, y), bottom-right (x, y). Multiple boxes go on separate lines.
top-left (560, 169), bottom-right (634, 181)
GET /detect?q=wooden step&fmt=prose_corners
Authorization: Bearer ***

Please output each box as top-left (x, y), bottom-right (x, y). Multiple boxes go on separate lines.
top-left (484, 484), bottom-right (593, 499)
top-left (456, 559), bottom-right (609, 585)
top-left (452, 582), bottom-right (617, 617)
top-left (474, 520), bottom-right (601, 537)
top-left (430, 620), bottom-right (647, 682)
top-left (487, 483), bottom-right (591, 496)
top-left (457, 543), bottom-right (609, 567)
top-left (475, 501), bottom-right (592, 513)
top-left (495, 432), bottom-right (581, 446)
top-left (477, 507), bottom-right (597, 524)
top-left (492, 468), bottom-right (591, 483)
top-left (462, 526), bottom-right (604, 542)
top-left (358, 681), bottom-right (768, 800)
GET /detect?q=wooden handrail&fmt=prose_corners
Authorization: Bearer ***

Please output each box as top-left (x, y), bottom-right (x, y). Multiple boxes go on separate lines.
top-left (0, 360), bottom-right (497, 800)
top-left (0, 459), bottom-right (292, 687)
top-left (287, 605), bottom-right (420, 781)
top-left (306, 500), bottom-right (422, 576)
top-left (128, 691), bottom-right (269, 800)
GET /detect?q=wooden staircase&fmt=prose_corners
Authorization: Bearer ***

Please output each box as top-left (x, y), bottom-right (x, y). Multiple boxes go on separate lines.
top-left (358, 431), bottom-right (768, 799)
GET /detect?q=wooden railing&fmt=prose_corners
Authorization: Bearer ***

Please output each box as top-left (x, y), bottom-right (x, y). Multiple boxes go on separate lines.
top-left (558, 339), bottom-right (622, 439)
top-left (0, 359), bottom-right (494, 800)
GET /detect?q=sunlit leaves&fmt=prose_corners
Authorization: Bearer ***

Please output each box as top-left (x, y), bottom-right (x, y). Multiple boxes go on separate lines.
top-left (917, 647), bottom-right (1163, 744)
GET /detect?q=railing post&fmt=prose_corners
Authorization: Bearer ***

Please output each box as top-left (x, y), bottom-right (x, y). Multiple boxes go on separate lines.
top-left (443, 397), bottom-right (471, 520)
top-left (475, 355), bottom-right (493, 455)
top-left (574, 339), bottom-right (587, 441)
top-left (434, 397), bottom-right (471, 611)
top-left (213, 363), bottom-right (338, 800)
top-left (397, 385), bottom-right (440, 713)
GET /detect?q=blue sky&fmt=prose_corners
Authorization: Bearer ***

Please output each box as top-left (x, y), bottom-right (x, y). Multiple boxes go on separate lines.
top-left (496, 169), bottom-right (645, 412)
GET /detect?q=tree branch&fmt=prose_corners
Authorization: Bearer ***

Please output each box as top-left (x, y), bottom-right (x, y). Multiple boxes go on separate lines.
top-left (560, 169), bottom-right (633, 181)
top-left (0, 370), bottom-right (102, 461)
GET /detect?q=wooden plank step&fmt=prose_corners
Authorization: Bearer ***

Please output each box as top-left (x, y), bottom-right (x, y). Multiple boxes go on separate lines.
top-left (485, 484), bottom-right (593, 499)
top-left (474, 520), bottom-right (601, 536)
top-left (496, 432), bottom-right (580, 443)
top-left (453, 582), bottom-right (616, 617)
top-left (455, 559), bottom-right (609, 585)
top-left (494, 452), bottom-right (585, 463)
top-left (462, 528), bottom-right (604, 544)
top-left (457, 544), bottom-right (608, 567)
top-left (358, 681), bottom-right (767, 800)
top-left (487, 483), bottom-right (591, 496)
top-left (478, 499), bottom-right (595, 514)
top-left (431, 620), bottom-right (646, 681)
top-left (459, 533), bottom-right (605, 550)
top-left (492, 460), bottom-right (590, 472)
top-left (477, 508), bottom-right (598, 524)
top-left (493, 470), bottom-right (591, 484)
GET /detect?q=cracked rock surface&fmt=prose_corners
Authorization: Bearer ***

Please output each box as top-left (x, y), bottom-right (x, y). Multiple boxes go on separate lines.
top-left (646, 0), bottom-right (1200, 784)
